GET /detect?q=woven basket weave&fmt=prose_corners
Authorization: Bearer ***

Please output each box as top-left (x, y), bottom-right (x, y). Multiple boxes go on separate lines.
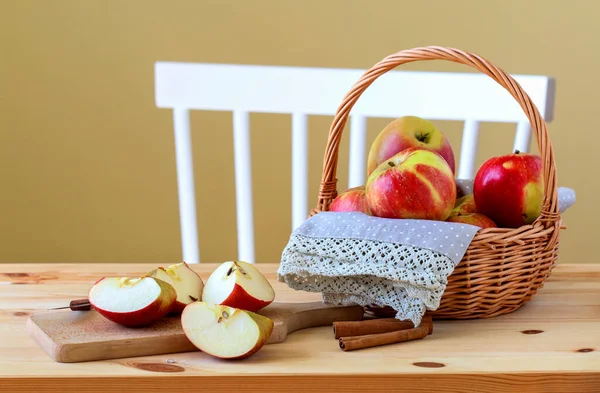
top-left (310, 46), bottom-right (561, 320)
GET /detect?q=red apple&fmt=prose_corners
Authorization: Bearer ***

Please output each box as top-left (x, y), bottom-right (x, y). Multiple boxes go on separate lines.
top-left (147, 262), bottom-right (204, 314)
top-left (452, 195), bottom-right (477, 215)
top-left (446, 213), bottom-right (497, 229)
top-left (329, 186), bottom-right (370, 214)
top-left (88, 276), bottom-right (177, 327)
top-left (367, 116), bottom-right (455, 176)
top-left (181, 302), bottom-right (274, 359)
top-left (202, 261), bottom-right (275, 312)
top-left (474, 152), bottom-right (544, 228)
top-left (366, 147), bottom-right (456, 220)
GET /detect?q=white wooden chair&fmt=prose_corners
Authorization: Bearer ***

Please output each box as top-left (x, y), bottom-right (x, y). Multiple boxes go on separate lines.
top-left (154, 62), bottom-right (555, 264)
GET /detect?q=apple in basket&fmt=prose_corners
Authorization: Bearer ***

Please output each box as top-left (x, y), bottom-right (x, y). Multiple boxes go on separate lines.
top-left (446, 213), bottom-right (497, 229)
top-left (473, 151), bottom-right (544, 228)
top-left (147, 262), bottom-right (204, 313)
top-left (367, 116), bottom-right (455, 176)
top-left (202, 261), bottom-right (275, 312)
top-left (181, 302), bottom-right (274, 359)
top-left (88, 276), bottom-right (177, 327)
top-left (451, 194), bottom-right (477, 215)
top-left (366, 147), bottom-right (456, 220)
top-left (329, 186), bottom-right (371, 214)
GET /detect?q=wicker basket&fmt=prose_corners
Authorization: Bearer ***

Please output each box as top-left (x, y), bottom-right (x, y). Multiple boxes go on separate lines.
top-left (310, 46), bottom-right (562, 320)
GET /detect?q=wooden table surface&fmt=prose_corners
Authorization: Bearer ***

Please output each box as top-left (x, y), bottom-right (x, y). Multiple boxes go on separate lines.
top-left (0, 262), bottom-right (599, 392)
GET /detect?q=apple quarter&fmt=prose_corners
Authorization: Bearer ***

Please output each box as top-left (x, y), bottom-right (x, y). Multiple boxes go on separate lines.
top-left (88, 276), bottom-right (177, 327)
top-left (181, 302), bottom-right (274, 359)
top-left (202, 261), bottom-right (275, 313)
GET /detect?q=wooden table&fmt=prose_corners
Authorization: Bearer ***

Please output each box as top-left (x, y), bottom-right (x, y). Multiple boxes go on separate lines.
top-left (0, 263), bottom-right (599, 392)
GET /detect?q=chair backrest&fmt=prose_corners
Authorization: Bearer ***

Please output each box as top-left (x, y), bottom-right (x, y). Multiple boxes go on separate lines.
top-left (155, 62), bottom-right (555, 264)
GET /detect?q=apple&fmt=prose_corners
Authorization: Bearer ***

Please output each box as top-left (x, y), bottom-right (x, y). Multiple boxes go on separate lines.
top-left (474, 152), bottom-right (544, 228)
top-left (446, 213), bottom-right (497, 229)
top-left (367, 116), bottom-right (455, 176)
top-left (147, 262), bottom-right (204, 314)
top-left (202, 261), bottom-right (275, 312)
top-left (451, 194), bottom-right (477, 216)
top-left (88, 276), bottom-right (176, 327)
top-left (329, 186), bottom-right (370, 214)
top-left (366, 147), bottom-right (456, 220)
top-left (181, 302), bottom-right (274, 359)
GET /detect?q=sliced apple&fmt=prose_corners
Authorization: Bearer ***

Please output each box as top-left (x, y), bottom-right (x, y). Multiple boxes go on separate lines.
top-left (147, 262), bottom-right (204, 313)
top-left (88, 276), bottom-right (176, 327)
top-left (181, 302), bottom-right (274, 359)
top-left (202, 261), bottom-right (275, 312)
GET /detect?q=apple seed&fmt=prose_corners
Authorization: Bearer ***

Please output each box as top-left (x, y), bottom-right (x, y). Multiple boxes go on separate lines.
top-left (233, 261), bottom-right (247, 275)
top-left (222, 311), bottom-right (229, 318)
top-left (387, 161), bottom-right (396, 167)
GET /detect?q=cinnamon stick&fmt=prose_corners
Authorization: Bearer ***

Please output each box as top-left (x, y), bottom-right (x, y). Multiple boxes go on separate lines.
top-left (333, 314), bottom-right (432, 339)
top-left (339, 324), bottom-right (430, 352)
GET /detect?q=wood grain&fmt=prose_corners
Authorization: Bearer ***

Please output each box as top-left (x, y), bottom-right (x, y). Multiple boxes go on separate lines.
top-left (0, 263), bottom-right (599, 392)
top-left (1, 374), bottom-right (600, 393)
top-left (26, 302), bottom-right (364, 362)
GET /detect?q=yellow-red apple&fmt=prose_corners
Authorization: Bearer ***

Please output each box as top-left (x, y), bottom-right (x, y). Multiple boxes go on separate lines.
top-left (473, 152), bottom-right (544, 228)
top-left (366, 147), bottom-right (456, 220)
top-left (88, 276), bottom-right (176, 327)
top-left (329, 186), bottom-right (370, 214)
top-left (452, 194), bottom-right (477, 215)
top-left (367, 116), bottom-right (455, 176)
top-left (202, 261), bottom-right (275, 313)
top-left (446, 212), bottom-right (497, 229)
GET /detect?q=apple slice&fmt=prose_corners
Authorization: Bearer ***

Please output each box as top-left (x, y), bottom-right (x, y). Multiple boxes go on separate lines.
top-left (181, 302), bottom-right (274, 359)
top-left (147, 262), bottom-right (204, 313)
top-left (202, 261), bottom-right (275, 312)
top-left (88, 276), bottom-right (176, 327)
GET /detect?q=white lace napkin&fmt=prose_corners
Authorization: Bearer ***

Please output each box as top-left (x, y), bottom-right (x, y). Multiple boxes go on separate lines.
top-left (277, 212), bottom-right (481, 326)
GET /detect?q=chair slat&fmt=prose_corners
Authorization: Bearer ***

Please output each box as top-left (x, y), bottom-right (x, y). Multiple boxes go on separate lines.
top-left (513, 121), bottom-right (532, 153)
top-left (173, 108), bottom-right (200, 264)
top-left (348, 115), bottom-right (367, 188)
top-left (233, 111), bottom-right (255, 263)
top-left (457, 120), bottom-right (481, 180)
top-left (292, 113), bottom-right (308, 230)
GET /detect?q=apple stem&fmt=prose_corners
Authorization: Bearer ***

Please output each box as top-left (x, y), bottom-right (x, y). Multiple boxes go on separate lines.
top-left (189, 295), bottom-right (198, 302)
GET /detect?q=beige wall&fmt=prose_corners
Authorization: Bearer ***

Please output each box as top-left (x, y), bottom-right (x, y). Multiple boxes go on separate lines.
top-left (0, 0), bottom-right (594, 264)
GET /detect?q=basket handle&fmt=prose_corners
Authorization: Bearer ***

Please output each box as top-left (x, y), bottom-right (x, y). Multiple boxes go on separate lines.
top-left (313, 46), bottom-right (559, 227)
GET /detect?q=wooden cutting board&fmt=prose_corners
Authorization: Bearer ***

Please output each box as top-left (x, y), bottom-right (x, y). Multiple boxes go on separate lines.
top-left (27, 302), bottom-right (364, 363)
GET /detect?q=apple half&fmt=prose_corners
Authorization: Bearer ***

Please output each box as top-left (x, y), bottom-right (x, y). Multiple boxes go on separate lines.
top-left (147, 262), bottom-right (204, 313)
top-left (181, 302), bottom-right (274, 359)
top-left (88, 276), bottom-right (176, 327)
top-left (202, 261), bottom-right (275, 312)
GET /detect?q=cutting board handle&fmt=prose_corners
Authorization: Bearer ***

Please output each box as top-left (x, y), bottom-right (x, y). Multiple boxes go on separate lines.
top-left (262, 302), bottom-right (365, 343)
